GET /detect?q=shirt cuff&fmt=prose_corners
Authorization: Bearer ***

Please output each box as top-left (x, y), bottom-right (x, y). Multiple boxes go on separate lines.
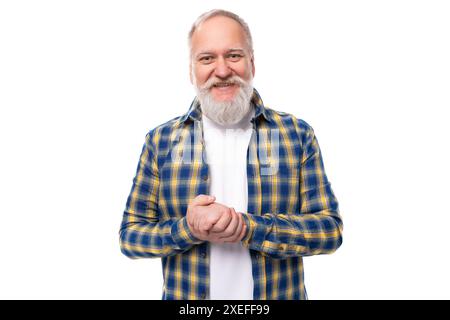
top-left (171, 217), bottom-right (204, 249)
top-left (241, 213), bottom-right (267, 251)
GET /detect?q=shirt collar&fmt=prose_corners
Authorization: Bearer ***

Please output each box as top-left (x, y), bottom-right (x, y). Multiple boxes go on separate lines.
top-left (178, 88), bottom-right (272, 125)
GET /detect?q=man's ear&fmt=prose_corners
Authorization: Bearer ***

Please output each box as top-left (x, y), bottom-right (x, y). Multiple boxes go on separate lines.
top-left (251, 56), bottom-right (255, 77)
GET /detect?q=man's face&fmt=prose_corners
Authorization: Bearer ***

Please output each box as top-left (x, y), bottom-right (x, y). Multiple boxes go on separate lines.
top-left (190, 16), bottom-right (255, 102)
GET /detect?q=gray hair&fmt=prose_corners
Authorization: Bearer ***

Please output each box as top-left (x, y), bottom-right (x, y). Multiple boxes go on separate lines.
top-left (188, 9), bottom-right (254, 59)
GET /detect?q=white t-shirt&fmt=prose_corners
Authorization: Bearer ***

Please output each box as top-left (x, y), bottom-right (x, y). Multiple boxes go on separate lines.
top-left (202, 109), bottom-right (254, 300)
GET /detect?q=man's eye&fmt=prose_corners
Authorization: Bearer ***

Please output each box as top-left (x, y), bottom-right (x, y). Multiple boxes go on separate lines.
top-left (200, 56), bottom-right (214, 63)
top-left (228, 54), bottom-right (243, 61)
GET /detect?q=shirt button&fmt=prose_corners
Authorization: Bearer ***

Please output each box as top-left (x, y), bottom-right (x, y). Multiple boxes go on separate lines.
top-left (200, 292), bottom-right (206, 299)
top-left (202, 174), bottom-right (208, 181)
top-left (200, 252), bottom-right (206, 259)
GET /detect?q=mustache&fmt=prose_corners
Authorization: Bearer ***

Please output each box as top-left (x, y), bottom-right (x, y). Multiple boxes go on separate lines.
top-left (199, 75), bottom-right (247, 91)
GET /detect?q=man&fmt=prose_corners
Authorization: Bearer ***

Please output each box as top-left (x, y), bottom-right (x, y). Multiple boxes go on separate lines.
top-left (119, 9), bottom-right (343, 300)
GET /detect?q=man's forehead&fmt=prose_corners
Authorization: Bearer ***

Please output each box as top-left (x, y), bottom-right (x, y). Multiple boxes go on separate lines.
top-left (195, 15), bottom-right (243, 33)
top-left (193, 17), bottom-right (246, 41)
top-left (196, 48), bottom-right (245, 56)
top-left (191, 16), bottom-right (248, 53)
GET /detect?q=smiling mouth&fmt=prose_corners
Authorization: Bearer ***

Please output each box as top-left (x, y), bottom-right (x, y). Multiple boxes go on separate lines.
top-left (212, 82), bottom-right (236, 88)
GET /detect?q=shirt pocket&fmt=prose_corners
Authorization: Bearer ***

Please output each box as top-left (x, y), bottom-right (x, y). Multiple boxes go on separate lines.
top-left (158, 161), bottom-right (208, 218)
top-left (259, 160), bottom-right (300, 215)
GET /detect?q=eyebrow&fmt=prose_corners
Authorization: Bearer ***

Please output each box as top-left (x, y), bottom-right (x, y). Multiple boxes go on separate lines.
top-left (227, 48), bottom-right (245, 53)
top-left (196, 48), bottom-right (246, 58)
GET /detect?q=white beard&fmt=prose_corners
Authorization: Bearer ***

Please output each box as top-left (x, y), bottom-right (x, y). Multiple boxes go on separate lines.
top-left (194, 75), bottom-right (254, 126)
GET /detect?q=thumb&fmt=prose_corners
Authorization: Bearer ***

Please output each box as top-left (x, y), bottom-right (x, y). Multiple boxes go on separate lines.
top-left (191, 194), bottom-right (215, 206)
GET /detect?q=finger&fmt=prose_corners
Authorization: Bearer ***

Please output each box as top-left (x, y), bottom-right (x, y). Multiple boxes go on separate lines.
top-left (191, 204), bottom-right (220, 238)
top-left (210, 208), bottom-right (232, 233)
top-left (223, 214), bottom-right (243, 240)
top-left (223, 223), bottom-right (247, 243)
top-left (197, 218), bottom-right (211, 238)
top-left (222, 213), bottom-right (244, 242)
top-left (220, 208), bottom-right (239, 238)
top-left (190, 194), bottom-right (216, 207)
top-left (237, 223), bottom-right (247, 242)
top-left (231, 212), bottom-right (244, 237)
top-left (189, 218), bottom-right (209, 241)
top-left (199, 217), bottom-right (216, 233)
top-left (197, 225), bottom-right (210, 238)
top-left (200, 206), bottom-right (224, 234)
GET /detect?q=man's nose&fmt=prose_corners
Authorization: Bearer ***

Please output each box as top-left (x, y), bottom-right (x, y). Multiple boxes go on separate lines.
top-left (214, 57), bottom-right (232, 79)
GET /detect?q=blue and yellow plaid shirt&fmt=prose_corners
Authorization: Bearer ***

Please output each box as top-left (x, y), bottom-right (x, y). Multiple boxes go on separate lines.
top-left (119, 89), bottom-right (343, 300)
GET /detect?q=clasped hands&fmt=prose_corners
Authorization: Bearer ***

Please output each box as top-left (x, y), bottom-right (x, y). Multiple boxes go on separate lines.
top-left (186, 194), bottom-right (247, 244)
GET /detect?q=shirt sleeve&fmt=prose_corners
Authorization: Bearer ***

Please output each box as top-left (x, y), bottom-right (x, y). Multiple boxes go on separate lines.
top-left (241, 124), bottom-right (343, 259)
top-left (119, 131), bottom-right (203, 259)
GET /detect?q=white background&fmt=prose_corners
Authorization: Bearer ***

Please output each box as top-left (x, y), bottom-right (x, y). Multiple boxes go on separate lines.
top-left (1, 0), bottom-right (449, 299)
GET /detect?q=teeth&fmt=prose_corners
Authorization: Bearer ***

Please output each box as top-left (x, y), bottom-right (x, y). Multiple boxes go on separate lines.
top-left (214, 83), bottom-right (233, 87)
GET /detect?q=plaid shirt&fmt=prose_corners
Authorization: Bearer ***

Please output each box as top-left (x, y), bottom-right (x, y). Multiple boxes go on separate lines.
top-left (119, 89), bottom-right (343, 300)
